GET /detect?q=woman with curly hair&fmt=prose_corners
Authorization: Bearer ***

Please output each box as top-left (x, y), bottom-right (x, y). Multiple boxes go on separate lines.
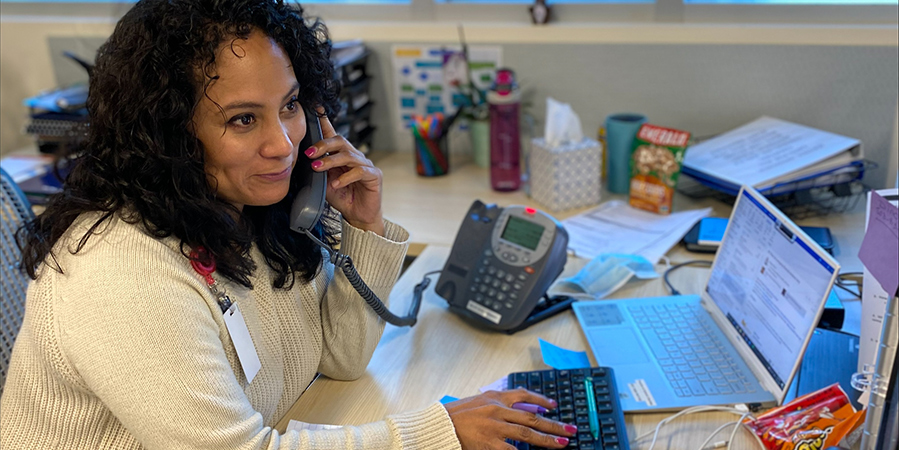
top-left (0, 1), bottom-right (576, 449)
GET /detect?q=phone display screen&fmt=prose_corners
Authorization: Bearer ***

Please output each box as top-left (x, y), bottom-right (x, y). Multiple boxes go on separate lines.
top-left (501, 216), bottom-right (544, 251)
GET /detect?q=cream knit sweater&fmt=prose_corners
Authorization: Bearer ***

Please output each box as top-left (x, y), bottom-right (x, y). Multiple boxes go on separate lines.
top-left (0, 212), bottom-right (461, 450)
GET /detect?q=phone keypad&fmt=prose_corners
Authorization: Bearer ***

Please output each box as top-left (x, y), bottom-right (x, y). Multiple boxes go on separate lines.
top-left (470, 254), bottom-right (531, 311)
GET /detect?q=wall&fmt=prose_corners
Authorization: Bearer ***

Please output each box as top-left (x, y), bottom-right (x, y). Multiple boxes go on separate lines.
top-left (1, 18), bottom-right (896, 188)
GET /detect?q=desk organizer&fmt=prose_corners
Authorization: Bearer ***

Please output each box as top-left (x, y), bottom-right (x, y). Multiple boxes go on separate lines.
top-left (529, 137), bottom-right (602, 212)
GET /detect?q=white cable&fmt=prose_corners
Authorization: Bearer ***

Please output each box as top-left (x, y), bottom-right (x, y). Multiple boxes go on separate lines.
top-left (725, 415), bottom-right (748, 450)
top-left (631, 406), bottom-right (749, 443)
top-left (630, 405), bottom-right (762, 450)
top-left (697, 421), bottom-right (738, 450)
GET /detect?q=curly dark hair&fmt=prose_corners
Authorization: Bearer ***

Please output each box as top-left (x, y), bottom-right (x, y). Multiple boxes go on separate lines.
top-left (20, 0), bottom-right (342, 289)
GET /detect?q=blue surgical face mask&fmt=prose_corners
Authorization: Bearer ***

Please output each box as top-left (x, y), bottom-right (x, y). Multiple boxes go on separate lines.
top-left (559, 253), bottom-right (658, 299)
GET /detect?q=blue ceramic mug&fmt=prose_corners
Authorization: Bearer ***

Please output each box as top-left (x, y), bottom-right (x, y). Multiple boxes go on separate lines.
top-left (605, 113), bottom-right (647, 194)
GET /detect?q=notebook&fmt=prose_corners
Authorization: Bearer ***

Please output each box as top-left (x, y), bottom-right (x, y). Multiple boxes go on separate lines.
top-left (573, 186), bottom-right (840, 412)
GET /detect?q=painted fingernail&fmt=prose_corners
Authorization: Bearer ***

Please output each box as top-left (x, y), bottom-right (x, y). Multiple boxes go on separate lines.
top-left (556, 437), bottom-right (569, 446)
top-left (304, 147), bottom-right (316, 157)
top-left (564, 424), bottom-right (578, 434)
top-left (549, 399), bottom-right (558, 408)
top-left (311, 160), bottom-right (323, 169)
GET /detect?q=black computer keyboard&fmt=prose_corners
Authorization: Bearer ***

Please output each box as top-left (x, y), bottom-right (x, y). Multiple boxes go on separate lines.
top-left (507, 367), bottom-right (630, 450)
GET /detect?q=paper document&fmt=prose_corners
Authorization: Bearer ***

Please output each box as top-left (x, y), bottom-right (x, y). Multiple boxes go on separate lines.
top-left (858, 189), bottom-right (899, 373)
top-left (859, 191), bottom-right (899, 295)
top-left (391, 45), bottom-right (501, 131)
top-left (562, 200), bottom-right (711, 263)
top-left (480, 376), bottom-right (508, 393)
top-left (286, 420), bottom-right (343, 433)
top-left (682, 116), bottom-right (862, 191)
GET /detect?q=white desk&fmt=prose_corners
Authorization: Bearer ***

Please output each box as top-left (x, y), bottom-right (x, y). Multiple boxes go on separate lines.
top-left (276, 151), bottom-right (868, 449)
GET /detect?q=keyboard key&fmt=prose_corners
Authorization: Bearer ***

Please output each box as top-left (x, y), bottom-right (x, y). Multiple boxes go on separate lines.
top-left (687, 378), bottom-right (706, 396)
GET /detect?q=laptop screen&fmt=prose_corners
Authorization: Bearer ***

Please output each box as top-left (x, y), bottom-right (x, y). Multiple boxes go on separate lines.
top-left (705, 189), bottom-right (836, 389)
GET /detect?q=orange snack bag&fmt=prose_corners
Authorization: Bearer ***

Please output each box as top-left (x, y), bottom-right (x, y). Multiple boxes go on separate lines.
top-left (628, 124), bottom-right (691, 215)
top-left (743, 383), bottom-right (866, 450)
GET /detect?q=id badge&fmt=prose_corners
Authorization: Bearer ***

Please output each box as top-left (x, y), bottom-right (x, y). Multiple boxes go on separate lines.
top-left (222, 302), bottom-right (261, 384)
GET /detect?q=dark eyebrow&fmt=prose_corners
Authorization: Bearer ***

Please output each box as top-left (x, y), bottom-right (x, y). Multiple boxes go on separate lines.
top-left (223, 82), bottom-right (301, 111)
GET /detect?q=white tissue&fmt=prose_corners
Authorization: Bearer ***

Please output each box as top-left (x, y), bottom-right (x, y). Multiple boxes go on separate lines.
top-left (544, 97), bottom-right (584, 148)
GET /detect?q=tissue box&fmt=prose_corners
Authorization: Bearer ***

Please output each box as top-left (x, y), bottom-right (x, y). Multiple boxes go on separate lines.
top-left (529, 137), bottom-right (602, 212)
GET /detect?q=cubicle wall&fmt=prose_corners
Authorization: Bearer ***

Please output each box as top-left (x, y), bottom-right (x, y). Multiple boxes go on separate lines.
top-left (1, 20), bottom-right (896, 188)
top-left (365, 42), bottom-right (898, 189)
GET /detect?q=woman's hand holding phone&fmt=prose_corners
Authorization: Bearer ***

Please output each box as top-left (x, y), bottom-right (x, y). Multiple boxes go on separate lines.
top-left (305, 109), bottom-right (384, 236)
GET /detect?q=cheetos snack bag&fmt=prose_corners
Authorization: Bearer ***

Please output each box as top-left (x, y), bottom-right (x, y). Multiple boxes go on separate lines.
top-left (628, 124), bottom-right (691, 215)
top-left (743, 383), bottom-right (866, 450)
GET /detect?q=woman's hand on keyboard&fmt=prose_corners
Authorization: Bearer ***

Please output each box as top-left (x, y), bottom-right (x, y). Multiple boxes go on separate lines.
top-left (443, 388), bottom-right (577, 450)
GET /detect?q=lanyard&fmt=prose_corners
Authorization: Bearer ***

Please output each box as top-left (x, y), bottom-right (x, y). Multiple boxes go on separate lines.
top-left (189, 247), bottom-right (234, 314)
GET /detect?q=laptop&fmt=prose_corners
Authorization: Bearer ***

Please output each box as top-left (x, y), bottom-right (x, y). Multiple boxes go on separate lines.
top-left (573, 186), bottom-right (840, 412)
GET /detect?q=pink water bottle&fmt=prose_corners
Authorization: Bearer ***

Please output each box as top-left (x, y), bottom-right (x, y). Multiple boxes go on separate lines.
top-left (488, 68), bottom-right (521, 191)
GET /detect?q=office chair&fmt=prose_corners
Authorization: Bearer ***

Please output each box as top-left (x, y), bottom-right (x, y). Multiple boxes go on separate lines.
top-left (0, 167), bottom-right (34, 395)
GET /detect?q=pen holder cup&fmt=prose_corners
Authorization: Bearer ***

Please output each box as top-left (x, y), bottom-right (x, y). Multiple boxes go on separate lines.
top-left (412, 132), bottom-right (449, 177)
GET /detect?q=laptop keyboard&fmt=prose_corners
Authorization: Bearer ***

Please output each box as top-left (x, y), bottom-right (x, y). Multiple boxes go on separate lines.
top-left (627, 304), bottom-right (756, 398)
top-left (508, 367), bottom-right (629, 450)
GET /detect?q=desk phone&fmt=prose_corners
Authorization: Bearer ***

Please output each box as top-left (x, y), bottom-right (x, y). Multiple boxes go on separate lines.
top-left (436, 200), bottom-right (569, 332)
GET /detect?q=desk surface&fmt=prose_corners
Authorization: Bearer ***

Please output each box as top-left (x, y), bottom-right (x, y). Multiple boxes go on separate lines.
top-left (277, 246), bottom-right (756, 448)
top-left (276, 152), bottom-right (867, 449)
top-left (376, 152), bottom-right (866, 271)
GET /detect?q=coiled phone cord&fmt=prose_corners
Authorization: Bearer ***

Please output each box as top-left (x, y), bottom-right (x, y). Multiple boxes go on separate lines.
top-left (303, 229), bottom-right (423, 327)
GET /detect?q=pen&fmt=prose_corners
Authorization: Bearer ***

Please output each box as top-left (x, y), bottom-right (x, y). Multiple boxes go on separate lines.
top-left (584, 376), bottom-right (600, 442)
top-left (511, 402), bottom-right (548, 414)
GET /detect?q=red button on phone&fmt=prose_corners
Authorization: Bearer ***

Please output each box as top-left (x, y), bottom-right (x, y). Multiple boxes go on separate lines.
top-left (524, 266), bottom-right (535, 274)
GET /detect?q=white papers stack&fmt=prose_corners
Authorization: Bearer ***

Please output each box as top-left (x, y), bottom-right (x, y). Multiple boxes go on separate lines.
top-left (561, 200), bottom-right (712, 264)
top-left (682, 117), bottom-right (864, 195)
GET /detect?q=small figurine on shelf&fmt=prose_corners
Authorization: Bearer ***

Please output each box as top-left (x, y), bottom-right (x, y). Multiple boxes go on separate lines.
top-left (530, 0), bottom-right (551, 25)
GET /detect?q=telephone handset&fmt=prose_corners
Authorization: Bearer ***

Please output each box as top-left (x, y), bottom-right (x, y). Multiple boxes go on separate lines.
top-left (435, 200), bottom-right (570, 332)
top-left (289, 108), bottom-right (421, 327)
top-left (288, 108), bottom-right (327, 233)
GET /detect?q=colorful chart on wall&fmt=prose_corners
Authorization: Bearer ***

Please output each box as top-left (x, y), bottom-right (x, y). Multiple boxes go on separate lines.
top-left (391, 45), bottom-right (502, 131)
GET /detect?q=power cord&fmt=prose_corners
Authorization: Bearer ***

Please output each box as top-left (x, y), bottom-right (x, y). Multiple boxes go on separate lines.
top-left (834, 271), bottom-right (862, 299)
top-left (696, 414), bottom-right (752, 450)
top-left (629, 405), bottom-right (766, 450)
top-left (664, 260), bottom-right (713, 296)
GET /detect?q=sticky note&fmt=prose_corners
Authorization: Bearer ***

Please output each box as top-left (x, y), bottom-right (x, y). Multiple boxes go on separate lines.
top-left (859, 193), bottom-right (899, 295)
top-left (539, 338), bottom-right (590, 370)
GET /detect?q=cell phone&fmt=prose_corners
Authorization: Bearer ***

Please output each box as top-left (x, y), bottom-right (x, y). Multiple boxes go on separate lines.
top-left (683, 217), bottom-right (835, 255)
